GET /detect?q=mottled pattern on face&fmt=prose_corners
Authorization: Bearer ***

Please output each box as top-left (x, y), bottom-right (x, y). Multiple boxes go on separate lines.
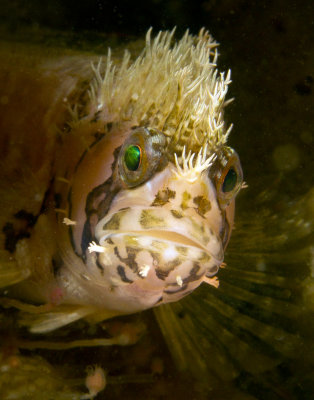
top-left (64, 114), bottom-right (240, 314)
top-left (81, 164), bottom-right (225, 310)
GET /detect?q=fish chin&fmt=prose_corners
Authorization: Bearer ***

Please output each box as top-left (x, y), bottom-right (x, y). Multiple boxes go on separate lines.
top-left (95, 206), bottom-right (224, 259)
top-left (90, 205), bottom-right (224, 307)
top-left (94, 230), bottom-right (221, 306)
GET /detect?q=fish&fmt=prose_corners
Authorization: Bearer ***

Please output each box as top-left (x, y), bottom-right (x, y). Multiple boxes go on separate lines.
top-left (0, 28), bottom-right (242, 331)
top-left (0, 28), bottom-right (313, 399)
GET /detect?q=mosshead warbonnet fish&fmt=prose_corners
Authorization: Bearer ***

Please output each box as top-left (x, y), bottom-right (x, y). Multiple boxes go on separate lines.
top-left (0, 28), bottom-right (243, 332)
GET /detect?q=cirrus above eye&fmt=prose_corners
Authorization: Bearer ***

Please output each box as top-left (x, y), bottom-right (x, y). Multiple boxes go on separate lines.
top-left (118, 127), bottom-right (166, 188)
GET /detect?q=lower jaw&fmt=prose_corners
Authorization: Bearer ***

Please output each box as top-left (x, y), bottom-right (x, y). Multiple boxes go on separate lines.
top-left (98, 232), bottom-right (221, 280)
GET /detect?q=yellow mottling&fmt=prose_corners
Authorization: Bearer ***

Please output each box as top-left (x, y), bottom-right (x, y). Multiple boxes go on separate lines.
top-left (191, 218), bottom-right (207, 239)
top-left (175, 246), bottom-right (188, 256)
top-left (152, 240), bottom-right (168, 250)
top-left (180, 191), bottom-right (191, 210)
top-left (103, 213), bottom-right (121, 230)
top-left (125, 236), bottom-right (139, 246)
top-left (170, 209), bottom-right (184, 219)
top-left (152, 188), bottom-right (176, 206)
top-left (193, 195), bottom-right (212, 216)
top-left (198, 252), bottom-right (211, 263)
top-left (140, 210), bottom-right (165, 228)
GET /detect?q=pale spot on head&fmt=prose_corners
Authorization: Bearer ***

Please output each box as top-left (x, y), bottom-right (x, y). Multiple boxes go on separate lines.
top-left (138, 236), bottom-right (153, 247)
top-left (163, 245), bottom-right (179, 262)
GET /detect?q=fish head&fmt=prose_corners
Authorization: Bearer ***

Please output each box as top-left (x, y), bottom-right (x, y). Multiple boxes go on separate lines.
top-left (67, 125), bottom-right (242, 313)
top-left (58, 29), bottom-right (243, 315)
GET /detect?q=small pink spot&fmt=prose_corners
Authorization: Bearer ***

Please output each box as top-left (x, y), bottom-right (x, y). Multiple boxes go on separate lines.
top-left (85, 366), bottom-right (106, 397)
top-left (49, 287), bottom-right (64, 306)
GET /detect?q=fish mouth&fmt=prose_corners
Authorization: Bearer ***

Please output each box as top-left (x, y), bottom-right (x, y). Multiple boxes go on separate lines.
top-left (103, 229), bottom-right (223, 264)
top-left (95, 207), bottom-right (224, 264)
top-left (130, 229), bottom-right (207, 249)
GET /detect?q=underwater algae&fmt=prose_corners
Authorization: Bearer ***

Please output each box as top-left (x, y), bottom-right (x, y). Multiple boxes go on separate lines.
top-left (0, 28), bottom-right (313, 400)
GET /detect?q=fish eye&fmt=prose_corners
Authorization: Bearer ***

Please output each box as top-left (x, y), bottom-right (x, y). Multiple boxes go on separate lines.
top-left (214, 148), bottom-right (243, 208)
top-left (118, 127), bottom-right (166, 187)
top-left (124, 145), bottom-right (142, 171)
top-left (222, 167), bottom-right (237, 193)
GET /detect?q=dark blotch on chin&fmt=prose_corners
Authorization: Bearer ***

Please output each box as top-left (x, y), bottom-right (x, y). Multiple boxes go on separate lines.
top-left (117, 265), bottom-right (133, 283)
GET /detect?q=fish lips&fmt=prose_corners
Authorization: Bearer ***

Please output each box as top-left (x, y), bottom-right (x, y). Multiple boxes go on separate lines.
top-left (95, 207), bottom-right (224, 266)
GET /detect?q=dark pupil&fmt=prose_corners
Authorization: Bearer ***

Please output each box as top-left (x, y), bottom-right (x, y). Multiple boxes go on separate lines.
top-left (222, 168), bottom-right (237, 192)
top-left (124, 145), bottom-right (142, 171)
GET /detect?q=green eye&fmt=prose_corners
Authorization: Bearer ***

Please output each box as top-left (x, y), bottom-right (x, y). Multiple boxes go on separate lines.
top-left (124, 145), bottom-right (142, 171)
top-left (222, 167), bottom-right (237, 192)
top-left (119, 127), bottom-right (166, 188)
top-left (214, 148), bottom-right (243, 208)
